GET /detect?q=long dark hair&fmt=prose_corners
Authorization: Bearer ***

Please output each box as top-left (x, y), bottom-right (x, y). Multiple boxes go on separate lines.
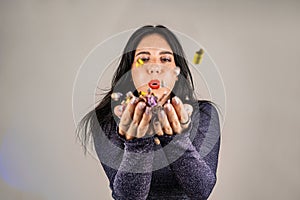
top-left (76, 25), bottom-right (213, 154)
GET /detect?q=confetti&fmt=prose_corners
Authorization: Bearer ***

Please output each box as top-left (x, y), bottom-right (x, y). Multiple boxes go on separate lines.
top-left (193, 49), bottom-right (204, 64)
top-left (111, 92), bottom-right (123, 101)
top-left (136, 58), bottom-right (144, 67)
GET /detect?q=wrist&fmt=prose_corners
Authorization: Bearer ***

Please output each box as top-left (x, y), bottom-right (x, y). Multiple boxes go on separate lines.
top-left (124, 136), bottom-right (155, 153)
top-left (157, 122), bottom-right (193, 147)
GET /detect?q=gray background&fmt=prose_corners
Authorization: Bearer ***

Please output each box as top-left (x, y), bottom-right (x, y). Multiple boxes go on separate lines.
top-left (1, 0), bottom-right (299, 199)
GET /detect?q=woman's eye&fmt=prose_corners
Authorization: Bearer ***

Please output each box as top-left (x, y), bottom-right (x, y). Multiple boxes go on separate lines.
top-left (140, 57), bottom-right (149, 62)
top-left (161, 57), bottom-right (172, 63)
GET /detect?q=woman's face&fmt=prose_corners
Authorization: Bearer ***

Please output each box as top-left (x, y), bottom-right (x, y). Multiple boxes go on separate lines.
top-left (131, 33), bottom-right (179, 103)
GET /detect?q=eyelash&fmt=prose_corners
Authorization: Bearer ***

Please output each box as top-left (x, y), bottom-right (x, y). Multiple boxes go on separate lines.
top-left (161, 57), bottom-right (172, 63)
top-left (140, 57), bottom-right (150, 62)
top-left (137, 57), bottom-right (172, 63)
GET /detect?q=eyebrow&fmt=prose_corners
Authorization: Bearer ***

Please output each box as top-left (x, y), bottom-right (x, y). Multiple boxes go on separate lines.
top-left (135, 51), bottom-right (173, 57)
top-left (159, 51), bottom-right (173, 55)
top-left (135, 51), bottom-right (150, 57)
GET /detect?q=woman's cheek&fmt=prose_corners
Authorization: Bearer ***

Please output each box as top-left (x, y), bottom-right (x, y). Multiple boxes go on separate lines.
top-left (161, 70), bottom-right (177, 90)
top-left (132, 71), bottom-right (149, 89)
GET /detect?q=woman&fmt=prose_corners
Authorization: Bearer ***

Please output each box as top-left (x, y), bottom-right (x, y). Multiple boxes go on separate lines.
top-left (76, 25), bottom-right (221, 200)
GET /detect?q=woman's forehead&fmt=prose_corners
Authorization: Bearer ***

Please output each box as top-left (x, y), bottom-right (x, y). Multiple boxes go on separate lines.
top-left (136, 34), bottom-right (172, 52)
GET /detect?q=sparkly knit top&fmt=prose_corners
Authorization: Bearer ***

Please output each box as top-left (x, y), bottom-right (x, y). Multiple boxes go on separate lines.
top-left (92, 100), bottom-right (221, 200)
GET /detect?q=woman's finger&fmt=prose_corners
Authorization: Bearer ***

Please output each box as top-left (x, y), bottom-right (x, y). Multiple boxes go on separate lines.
top-left (132, 102), bottom-right (146, 125)
top-left (158, 108), bottom-right (173, 135)
top-left (164, 103), bottom-right (182, 134)
top-left (118, 97), bottom-right (137, 136)
top-left (125, 122), bottom-right (137, 140)
top-left (136, 106), bottom-right (152, 138)
top-left (153, 120), bottom-right (164, 136)
top-left (147, 125), bottom-right (154, 136)
top-left (114, 105), bottom-right (124, 119)
top-left (126, 101), bottom-right (146, 140)
top-left (183, 104), bottom-right (193, 117)
top-left (171, 96), bottom-right (189, 125)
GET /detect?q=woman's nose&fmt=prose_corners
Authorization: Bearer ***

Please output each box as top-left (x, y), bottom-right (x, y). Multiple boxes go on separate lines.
top-left (147, 64), bottom-right (161, 74)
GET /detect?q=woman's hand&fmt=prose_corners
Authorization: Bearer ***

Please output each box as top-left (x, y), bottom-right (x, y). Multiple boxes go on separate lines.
top-left (154, 96), bottom-right (193, 136)
top-left (115, 97), bottom-right (153, 140)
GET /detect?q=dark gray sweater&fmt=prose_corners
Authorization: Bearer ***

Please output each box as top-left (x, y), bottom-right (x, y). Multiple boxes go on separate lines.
top-left (93, 100), bottom-right (221, 200)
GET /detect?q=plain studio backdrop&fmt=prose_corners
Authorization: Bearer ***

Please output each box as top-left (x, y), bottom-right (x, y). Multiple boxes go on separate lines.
top-left (0, 0), bottom-right (299, 199)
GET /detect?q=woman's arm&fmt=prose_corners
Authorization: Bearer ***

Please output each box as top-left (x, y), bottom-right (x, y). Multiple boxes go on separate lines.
top-left (158, 101), bottom-right (221, 200)
top-left (93, 125), bottom-right (155, 200)
top-left (93, 98), bottom-right (156, 199)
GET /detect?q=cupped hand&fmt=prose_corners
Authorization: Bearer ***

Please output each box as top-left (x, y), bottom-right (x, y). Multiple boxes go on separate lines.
top-left (115, 97), bottom-right (153, 140)
top-left (154, 96), bottom-right (193, 136)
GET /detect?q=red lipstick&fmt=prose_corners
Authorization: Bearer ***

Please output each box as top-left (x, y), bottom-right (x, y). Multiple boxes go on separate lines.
top-left (148, 79), bottom-right (160, 89)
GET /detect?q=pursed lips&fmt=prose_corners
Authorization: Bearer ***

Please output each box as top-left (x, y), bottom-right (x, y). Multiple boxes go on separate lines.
top-left (148, 79), bottom-right (160, 89)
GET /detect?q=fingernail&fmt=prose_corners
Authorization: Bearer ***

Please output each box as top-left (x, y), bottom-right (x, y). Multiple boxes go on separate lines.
top-left (118, 106), bottom-right (123, 112)
top-left (145, 107), bottom-right (150, 115)
top-left (160, 109), bottom-right (166, 117)
top-left (130, 97), bottom-right (136, 104)
top-left (173, 96), bottom-right (179, 105)
top-left (126, 91), bottom-right (134, 98)
top-left (139, 103), bottom-right (146, 110)
top-left (165, 104), bottom-right (171, 112)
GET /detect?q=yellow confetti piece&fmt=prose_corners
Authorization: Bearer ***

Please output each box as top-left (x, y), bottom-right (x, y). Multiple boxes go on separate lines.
top-left (138, 91), bottom-right (147, 96)
top-left (125, 97), bottom-right (131, 104)
top-left (193, 49), bottom-right (204, 64)
top-left (136, 58), bottom-right (144, 67)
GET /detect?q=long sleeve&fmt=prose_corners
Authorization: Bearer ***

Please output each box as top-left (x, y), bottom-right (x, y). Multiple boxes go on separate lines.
top-left (157, 101), bottom-right (221, 200)
top-left (92, 123), bottom-right (155, 200)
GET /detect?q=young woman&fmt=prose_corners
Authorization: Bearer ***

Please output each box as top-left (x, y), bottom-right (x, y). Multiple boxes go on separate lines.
top-left (76, 25), bottom-right (221, 200)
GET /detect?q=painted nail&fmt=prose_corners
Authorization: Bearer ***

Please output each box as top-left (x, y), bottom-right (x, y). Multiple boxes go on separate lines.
top-left (130, 97), bottom-right (136, 104)
top-left (126, 91), bottom-right (134, 97)
top-left (165, 104), bottom-right (172, 112)
top-left (139, 103), bottom-right (146, 110)
top-left (145, 107), bottom-right (150, 115)
top-left (160, 109), bottom-right (166, 117)
top-left (173, 96), bottom-right (179, 105)
top-left (118, 106), bottom-right (123, 112)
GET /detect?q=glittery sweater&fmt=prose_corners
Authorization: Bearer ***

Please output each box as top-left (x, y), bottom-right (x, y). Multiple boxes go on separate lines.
top-left (92, 100), bottom-right (221, 200)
